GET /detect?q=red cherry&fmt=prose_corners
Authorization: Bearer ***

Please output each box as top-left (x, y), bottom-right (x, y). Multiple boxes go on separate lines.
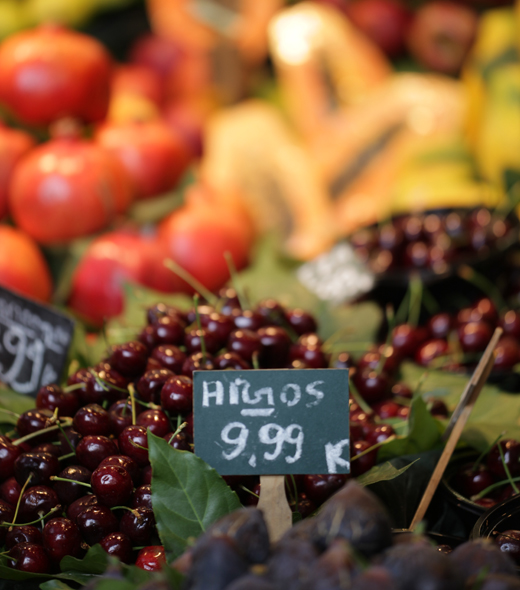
top-left (135, 545), bottom-right (166, 571)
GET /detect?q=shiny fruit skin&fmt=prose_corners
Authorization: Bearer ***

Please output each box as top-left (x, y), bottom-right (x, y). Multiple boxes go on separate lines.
top-left (0, 225), bottom-right (52, 302)
top-left (158, 191), bottom-right (253, 293)
top-left (9, 136), bottom-right (133, 244)
top-left (68, 231), bottom-right (158, 327)
top-left (95, 119), bottom-right (191, 199)
top-left (0, 24), bottom-right (112, 126)
top-left (0, 124), bottom-right (35, 219)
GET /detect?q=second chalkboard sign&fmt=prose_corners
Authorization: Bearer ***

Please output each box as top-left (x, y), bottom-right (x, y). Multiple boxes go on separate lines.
top-left (0, 286), bottom-right (74, 396)
top-left (193, 369), bottom-right (350, 475)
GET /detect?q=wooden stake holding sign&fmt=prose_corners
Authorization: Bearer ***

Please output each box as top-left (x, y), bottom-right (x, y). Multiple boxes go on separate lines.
top-left (193, 369), bottom-right (350, 542)
top-left (409, 327), bottom-right (503, 530)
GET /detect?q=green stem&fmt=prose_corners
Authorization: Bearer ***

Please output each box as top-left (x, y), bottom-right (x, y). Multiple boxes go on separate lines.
top-left (128, 384), bottom-right (137, 426)
top-left (0, 408), bottom-right (20, 419)
top-left (12, 418), bottom-right (72, 447)
top-left (472, 476), bottom-right (520, 501)
top-left (239, 485), bottom-right (259, 499)
top-left (498, 442), bottom-right (520, 494)
top-left (164, 259), bottom-right (217, 306)
top-left (168, 422), bottom-right (187, 444)
top-left (408, 273), bottom-right (423, 328)
top-left (50, 476), bottom-right (91, 488)
top-left (11, 474), bottom-right (32, 527)
top-left (458, 265), bottom-right (507, 312)
top-left (351, 435), bottom-right (397, 461)
top-left (472, 432), bottom-right (505, 472)
top-left (376, 305), bottom-right (395, 375)
top-left (224, 251), bottom-right (249, 310)
top-left (58, 452), bottom-right (76, 462)
top-left (349, 379), bottom-right (374, 416)
top-left (2, 505), bottom-right (61, 527)
top-left (193, 295), bottom-right (207, 364)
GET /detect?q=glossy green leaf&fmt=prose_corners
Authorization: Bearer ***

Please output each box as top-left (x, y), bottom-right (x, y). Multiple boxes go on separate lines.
top-left (0, 388), bottom-right (36, 425)
top-left (39, 581), bottom-right (75, 590)
top-left (357, 459), bottom-right (419, 487)
top-left (148, 432), bottom-right (242, 559)
top-left (399, 361), bottom-right (520, 451)
top-left (377, 395), bottom-right (444, 462)
top-left (59, 544), bottom-right (108, 576)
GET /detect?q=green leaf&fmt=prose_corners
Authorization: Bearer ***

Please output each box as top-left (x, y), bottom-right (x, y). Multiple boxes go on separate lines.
top-left (59, 544), bottom-right (108, 576)
top-left (148, 432), bottom-right (242, 559)
top-left (0, 388), bottom-right (36, 424)
top-left (399, 361), bottom-right (520, 452)
top-left (367, 449), bottom-right (442, 530)
top-left (377, 395), bottom-right (443, 462)
top-left (356, 459), bottom-right (419, 487)
top-left (39, 582), bottom-right (75, 590)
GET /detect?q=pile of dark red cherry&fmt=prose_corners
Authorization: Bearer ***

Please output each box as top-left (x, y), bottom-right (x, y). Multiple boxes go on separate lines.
top-left (349, 208), bottom-right (516, 276)
top-left (385, 296), bottom-right (520, 374)
top-left (0, 289), bottom-right (430, 574)
top-left (452, 438), bottom-right (520, 509)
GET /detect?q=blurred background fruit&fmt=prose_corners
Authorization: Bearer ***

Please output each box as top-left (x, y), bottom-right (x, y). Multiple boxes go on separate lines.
top-left (0, 225), bottom-right (53, 302)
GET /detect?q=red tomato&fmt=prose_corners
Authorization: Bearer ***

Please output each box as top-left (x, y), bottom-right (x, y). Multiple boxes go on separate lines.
top-left (158, 189), bottom-right (254, 293)
top-left (0, 124), bottom-right (35, 220)
top-left (0, 24), bottom-right (112, 126)
top-left (9, 131), bottom-right (134, 245)
top-left (0, 225), bottom-right (52, 302)
top-left (95, 119), bottom-right (192, 200)
top-left (68, 231), bottom-right (160, 327)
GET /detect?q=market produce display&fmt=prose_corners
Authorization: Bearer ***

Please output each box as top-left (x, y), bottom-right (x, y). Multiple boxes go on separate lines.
top-left (0, 0), bottom-right (520, 588)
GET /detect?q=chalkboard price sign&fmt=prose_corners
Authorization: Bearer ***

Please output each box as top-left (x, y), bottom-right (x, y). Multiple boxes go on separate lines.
top-left (193, 369), bottom-right (350, 475)
top-left (0, 286), bottom-right (74, 396)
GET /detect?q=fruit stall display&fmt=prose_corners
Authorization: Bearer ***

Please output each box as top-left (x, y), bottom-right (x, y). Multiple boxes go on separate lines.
top-left (0, 0), bottom-right (520, 588)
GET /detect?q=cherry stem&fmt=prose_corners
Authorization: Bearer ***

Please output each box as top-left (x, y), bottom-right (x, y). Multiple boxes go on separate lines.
top-left (224, 251), bottom-right (248, 310)
top-left (12, 418), bottom-right (72, 446)
top-left (408, 273), bottom-right (423, 328)
top-left (497, 442), bottom-right (520, 495)
top-left (163, 259), bottom-right (217, 306)
top-left (422, 286), bottom-right (440, 315)
top-left (2, 505), bottom-right (61, 527)
top-left (64, 382), bottom-right (87, 393)
top-left (168, 422), bottom-right (187, 445)
top-left (193, 295), bottom-right (207, 364)
top-left (350, 435), bottom-right (398, 461)
top-left (376, 305), bottom-right (395, 375)
top-left (58, 452), bottom-right (76, 462)
top-left (89, 370), bottom-right (128, 394)
top-left (129, 439), bottom-right (148, 451)
top-left (472, 432), bottom-right (505, 472)
top-left (10, 473), bottom-right (32, 528)
top-left (239, 485), bottom-right (259, 499)
top-left (50, 476), bottom-right (91, 488)
top-left (110, 506), bottom-right (139, 517)
top-left (252, 351), bottom-right (260, 371)
top-left (288, 474), bottom-right (298, 506)
top-left (458, 264), bottom-right (507, 312)
top-left (348, 379), bottom-right (373, 416)
top-left (56, 420), bottom-right (76, 455)
top-left (472, 476), bottom-right (520, 501)
top-left (128, 384), bottom-right (137, 426)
